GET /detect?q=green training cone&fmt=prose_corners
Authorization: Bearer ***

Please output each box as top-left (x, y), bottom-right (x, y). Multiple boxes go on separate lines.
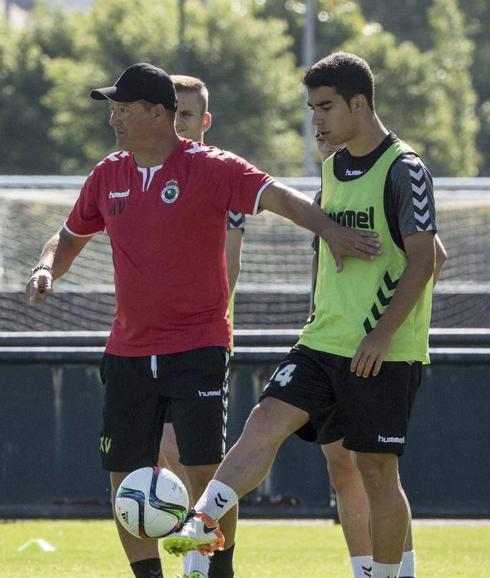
top-left (17, 538), bottom-right (56, 553)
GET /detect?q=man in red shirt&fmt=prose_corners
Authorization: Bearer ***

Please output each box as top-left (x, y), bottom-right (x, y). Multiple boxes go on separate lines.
top-left (26, 63), bottom-right (381, 578)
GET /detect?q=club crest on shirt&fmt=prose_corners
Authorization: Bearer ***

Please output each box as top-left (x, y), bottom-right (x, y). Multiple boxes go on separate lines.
top-left (161, 179), bottom-right (180, 204)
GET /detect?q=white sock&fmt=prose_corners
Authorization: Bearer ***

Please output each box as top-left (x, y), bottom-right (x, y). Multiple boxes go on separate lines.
top-left (183, 550), bottom-right (210, 576)
top-left (371, 561), bottom-right (401, 578)
top-left (195, 480), bottom-right (238, 521)
top-left (400, 550), bottom-right (416, 577)
top-left (351, 554), bottom-right (373, 577)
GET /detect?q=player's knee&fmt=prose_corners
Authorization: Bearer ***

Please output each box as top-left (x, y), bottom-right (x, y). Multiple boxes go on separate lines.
top-left (242, 405), bottom-right (274, 443)
top-left (322, 442), bottom-right (357, 492)
top-left (354, 453), bottom-right (397, 495)
top-left (242, 400), bottom-right (294, 447)
top-left (326, 455), bottom-right (358, 494)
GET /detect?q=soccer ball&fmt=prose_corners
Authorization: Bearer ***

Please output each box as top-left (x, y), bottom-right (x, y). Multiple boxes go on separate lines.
top-left (115, 467), bottom-right (189, 539)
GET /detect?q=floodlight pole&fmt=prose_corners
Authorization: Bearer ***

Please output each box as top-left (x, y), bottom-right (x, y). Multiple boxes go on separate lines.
top-left (303, 0), bottom-right (317, 176)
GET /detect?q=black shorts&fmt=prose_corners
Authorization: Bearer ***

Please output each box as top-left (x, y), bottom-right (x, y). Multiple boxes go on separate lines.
top-left (99, 347), bottom-right (230, 471)
top-left (164, 406), bottom-right (173, 424)
top-left (260, 345), bottom-right (421, 455)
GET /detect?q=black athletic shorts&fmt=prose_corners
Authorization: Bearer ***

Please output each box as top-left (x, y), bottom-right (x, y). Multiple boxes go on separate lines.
top-left (260, 345), bottom-right (422, 455)
top-left (164, 406), bottom-right (173, 424)
top-left (99, 347), bottom-right (230, 471)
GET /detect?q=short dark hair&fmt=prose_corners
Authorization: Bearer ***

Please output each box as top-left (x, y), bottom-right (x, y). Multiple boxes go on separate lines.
top-left (303, 52), bottom-right (375, 111)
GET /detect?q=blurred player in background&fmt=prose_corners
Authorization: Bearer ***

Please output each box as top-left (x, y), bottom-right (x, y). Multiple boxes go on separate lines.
top-left (157, 75), bottom-right (245, 578)
top-left (312, 131), bottom-right (375, 577)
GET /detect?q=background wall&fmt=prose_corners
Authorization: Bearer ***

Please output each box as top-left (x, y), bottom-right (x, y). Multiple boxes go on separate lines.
top-left (1, 344), bottom-right (488, 519)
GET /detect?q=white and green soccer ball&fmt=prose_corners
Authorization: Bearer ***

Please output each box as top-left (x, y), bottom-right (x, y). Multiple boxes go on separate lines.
top-left (115, 467), bottom-right (189, 539)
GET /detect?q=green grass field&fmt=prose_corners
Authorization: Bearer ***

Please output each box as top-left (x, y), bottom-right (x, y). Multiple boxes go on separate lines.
top-left (1, 520), bottom-right (489, 577)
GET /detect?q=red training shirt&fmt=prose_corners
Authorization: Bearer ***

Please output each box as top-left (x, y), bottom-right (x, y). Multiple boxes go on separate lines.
top-left (64, 139), bottom-right (273, 356)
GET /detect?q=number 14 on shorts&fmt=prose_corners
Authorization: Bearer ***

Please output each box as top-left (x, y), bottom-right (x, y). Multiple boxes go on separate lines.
top-left (268, 364), bottom-right (297, 387)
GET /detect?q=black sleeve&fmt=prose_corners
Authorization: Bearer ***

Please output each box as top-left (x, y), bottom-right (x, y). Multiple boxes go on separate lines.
top-left (384, 154), bottom-right (436, 252)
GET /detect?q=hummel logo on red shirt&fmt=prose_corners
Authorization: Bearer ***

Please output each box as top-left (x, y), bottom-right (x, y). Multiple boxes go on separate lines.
top-left (109, 190), bottom-right (130, 198)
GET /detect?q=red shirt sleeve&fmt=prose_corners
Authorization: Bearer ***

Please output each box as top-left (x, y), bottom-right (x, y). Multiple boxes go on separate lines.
top-left (64, 170), bottom-right (105, 236)
top-left (221, 152), bottom-right (274, 215)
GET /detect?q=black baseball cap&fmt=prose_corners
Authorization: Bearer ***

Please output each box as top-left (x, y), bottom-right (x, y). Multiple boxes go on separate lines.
top-left (90, 63), bottom-right (178, 111)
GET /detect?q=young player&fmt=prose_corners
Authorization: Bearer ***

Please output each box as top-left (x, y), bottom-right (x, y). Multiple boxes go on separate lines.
top-left (164, 52), bottom-right (441, 578)
top-left (314, 132), bottom-right (446, 578)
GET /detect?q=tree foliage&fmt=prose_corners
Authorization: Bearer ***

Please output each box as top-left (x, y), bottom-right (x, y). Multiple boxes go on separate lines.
top-left (358, 0), bottom-right (433, 51)
top-left (0, 0), bottom-right (486, 176)
top-left (42, 0), bottom-right (304, 175)
top-left (0, 16), bottom-right (54, 173)
top-left (254, 0), bottom-right (479, 175)
top-left (0, 4), bottom-right (80, 174)
top-left (358, 0), bottom-right (485, 174)
top-left (459, 0), bottom-right (490, 174)
top-left (427, 0), bottom-right (478, 175)
top-left (252, 0), bottom-right (366, 63)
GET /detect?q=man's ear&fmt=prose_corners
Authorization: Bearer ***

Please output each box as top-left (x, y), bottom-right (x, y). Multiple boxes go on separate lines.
top-left (203, 111), bottom-right (213, 133)
top-left (151, 103), bottom-right (168, 119)
top-left (350, 94), bottom-right (365, 113)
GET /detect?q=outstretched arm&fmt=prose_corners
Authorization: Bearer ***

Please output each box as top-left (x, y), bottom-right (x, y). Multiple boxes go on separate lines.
top-left (258, 181), bottom-right (381, 271)
top-left (26, 228), bottom-right (92, 304)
